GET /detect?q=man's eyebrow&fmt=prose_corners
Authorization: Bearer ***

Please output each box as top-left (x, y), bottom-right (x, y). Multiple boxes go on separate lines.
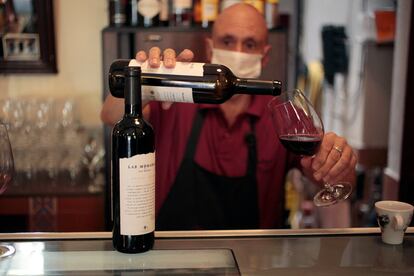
top-left (243, 37), bottom-right (259, 43)
top-left (218, 34), bottom-right (236, 40)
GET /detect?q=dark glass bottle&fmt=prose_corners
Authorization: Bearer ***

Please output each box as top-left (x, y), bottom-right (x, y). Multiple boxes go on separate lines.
top-left (193, 0), bottom-right (219, 28)
top-left (109, 59), bottom-right (282, 104)
top-left (112, 66), bottom-right (155, 253)
top-left (171, 0), bottom-right (192, 26)
top-left (159, 0), bottom-right (169, 26)
top-left (126, 0), bottom-right (138, 26)
top-left (137, 0), bottom-right (160, 27)
top-left (109, 0), bottom-right (128, 27)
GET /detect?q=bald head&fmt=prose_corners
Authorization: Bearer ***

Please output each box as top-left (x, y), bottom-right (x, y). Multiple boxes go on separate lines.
top-left (213, 3), bottom-right (268, 44)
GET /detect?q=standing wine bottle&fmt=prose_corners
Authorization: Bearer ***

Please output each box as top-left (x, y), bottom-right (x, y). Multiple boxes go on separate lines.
top-left (112, 66), bottom-right (155, 253)
top-left (109, 59), bottom-right (282, 103)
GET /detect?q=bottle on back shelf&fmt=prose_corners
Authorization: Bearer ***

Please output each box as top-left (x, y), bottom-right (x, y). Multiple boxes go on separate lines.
top-left (265, 0), bottom-right (279, 29)
top-left (171, 0), bottom-right (193, 26)
top-left (243, 0), bottom-right (264, 14)
top-left (112, 66), bottom-right (155, 253)
top-left (220, 0), bottom-right (241, 12)
top-left (159, 0), bottom-right (170, 26)
top-left (109, 59), bottom-right (282, 104)
top-left (109, 0), bottom-right (128, 27)
top-left (194, 0), bottom-right (219, 28)
top-left (136, 0), bottom-right (161, 27)
top-left (126, 0), bottom-right (138, 26)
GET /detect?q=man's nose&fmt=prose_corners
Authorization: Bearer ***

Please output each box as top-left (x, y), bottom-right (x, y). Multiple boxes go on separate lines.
top-left (234, 42), bottom-right (243, 52)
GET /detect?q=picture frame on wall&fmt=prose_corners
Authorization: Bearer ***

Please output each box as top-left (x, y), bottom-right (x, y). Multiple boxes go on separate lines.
top-left (0, 0), bottom-right (57, 73)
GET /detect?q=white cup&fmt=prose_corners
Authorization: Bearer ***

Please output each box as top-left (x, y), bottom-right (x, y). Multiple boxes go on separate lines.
top-left (375, 200), bottom-right (413, 245)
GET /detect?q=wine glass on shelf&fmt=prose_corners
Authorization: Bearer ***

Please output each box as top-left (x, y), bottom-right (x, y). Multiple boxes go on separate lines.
top-left (0, 123), bottom-right (16, 258)
top-left (268, 89), bottom-right (352, 207)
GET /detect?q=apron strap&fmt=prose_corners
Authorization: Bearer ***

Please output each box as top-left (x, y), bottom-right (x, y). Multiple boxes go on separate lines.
top-left (245, 116), bottom-right (257, 181)
top-left (183, 110), bottom-right (205, 160)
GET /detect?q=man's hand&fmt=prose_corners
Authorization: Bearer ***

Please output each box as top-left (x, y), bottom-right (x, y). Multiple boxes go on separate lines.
top-left (136, 47), bottom-right (194, 110)
top-left (300, 132), bottom-right (358, 185)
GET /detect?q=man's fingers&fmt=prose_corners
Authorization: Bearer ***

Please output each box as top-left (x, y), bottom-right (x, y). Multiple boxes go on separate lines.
top-left (311, 132), bottom-right (335, 171)
top-left (163, 48), bottom-right (176, 68)
top-left (135, 51), bottom-right (147, 63)
top-left (177, 49), bottom-right (194, 62)
top-left (161, 102), bottom-right (173, 110)
top-left (322, 145), bottom-right (352, 183)
top-left (149, 47), bottom-right (162, 67)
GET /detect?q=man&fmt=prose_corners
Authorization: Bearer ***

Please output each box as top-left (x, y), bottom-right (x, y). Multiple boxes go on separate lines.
top-left (101, 3), bottom-right (357, 229)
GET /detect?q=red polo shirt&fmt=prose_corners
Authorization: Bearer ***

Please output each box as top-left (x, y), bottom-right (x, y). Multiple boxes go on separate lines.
top-left (149, 95), bottom-right (295, 228)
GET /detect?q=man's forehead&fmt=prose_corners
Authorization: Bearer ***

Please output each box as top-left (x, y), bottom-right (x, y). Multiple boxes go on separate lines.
top-left (213, 29), bottom-right (266, 43)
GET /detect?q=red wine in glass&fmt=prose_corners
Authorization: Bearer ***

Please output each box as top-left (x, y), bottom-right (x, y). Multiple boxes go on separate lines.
top-left (268, 89), bottom-right (352, 207)
top-left (278, 134), bottom-right (322, 156)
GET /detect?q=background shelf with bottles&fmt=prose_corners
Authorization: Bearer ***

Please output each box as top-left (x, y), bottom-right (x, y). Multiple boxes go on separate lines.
top-left (108, 0), bottom-right (283, 30)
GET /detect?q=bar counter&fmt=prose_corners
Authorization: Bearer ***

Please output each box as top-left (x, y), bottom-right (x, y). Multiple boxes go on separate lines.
top-left (1, 228), bottom-right (413, 275)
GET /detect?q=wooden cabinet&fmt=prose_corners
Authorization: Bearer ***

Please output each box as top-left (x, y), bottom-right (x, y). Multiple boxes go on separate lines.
top-left (0, 175), bottom-right (105, 232)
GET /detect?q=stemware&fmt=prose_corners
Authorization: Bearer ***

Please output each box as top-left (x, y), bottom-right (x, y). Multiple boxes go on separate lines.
top-left (268, 89), bottom-right (352, 206)
top-left (0, 123), bottom-right (16, 258)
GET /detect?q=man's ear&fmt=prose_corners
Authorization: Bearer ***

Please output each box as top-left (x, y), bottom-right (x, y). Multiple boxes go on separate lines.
top-left (261, 44), bottom-right (272, 68)
top-left (205, 37), bottom-right (213, 62)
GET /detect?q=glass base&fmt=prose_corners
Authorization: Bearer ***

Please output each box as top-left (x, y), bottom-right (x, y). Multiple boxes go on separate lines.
top-left (314, 182), bottom-right (352, 207)
top-left (0, 244), bottom-right (15, 258)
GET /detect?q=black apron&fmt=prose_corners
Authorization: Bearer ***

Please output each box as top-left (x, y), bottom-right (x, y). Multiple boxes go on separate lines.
top-left (157, 110), bottom-right (259, 230)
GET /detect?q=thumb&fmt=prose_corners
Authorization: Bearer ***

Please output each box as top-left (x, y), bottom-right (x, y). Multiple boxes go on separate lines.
top-left (300, 156), bottom-right (313, 169)
top-left (161, 102), bottom-right (173, 110)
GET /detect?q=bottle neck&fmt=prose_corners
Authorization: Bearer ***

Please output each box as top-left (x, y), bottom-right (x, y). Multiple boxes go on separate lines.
top-left (125, 104), bottom-right (141, 116)
top-left (234, 78), bottom-right (282, 96)
top-left (124, 67), bottom-right (142, 117)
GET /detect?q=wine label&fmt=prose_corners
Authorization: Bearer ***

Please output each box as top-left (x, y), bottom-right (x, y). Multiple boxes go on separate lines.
top-left (202, 0), bottom-right (219, 21)
top-left (243, 0), bottom-right (264, 13)
top-left (174, 0), bottom-right (192, 9)
top-left (159, 0), bottom-right (169, 21)
top-left (220, 0), bottom-right (241, 11)
top-left (129, 59), bottom-right (205, 76)
top-left (142, 85), bottom-right (194, 103)
top-left (120, 152), bottom-right (155, 236)
top-left (137, 0), bottom-right (161, 19)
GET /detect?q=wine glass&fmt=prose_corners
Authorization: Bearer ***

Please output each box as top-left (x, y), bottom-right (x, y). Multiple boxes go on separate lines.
top-left (268, 89), bottom-right (352, 206)
top-left (0, 123), bottom-right (16, 258)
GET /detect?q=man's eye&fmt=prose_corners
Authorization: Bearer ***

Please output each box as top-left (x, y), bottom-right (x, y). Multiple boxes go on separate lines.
top-left (245, 42), bottom-right (257, 50)
top-left (223, 39), bottom-right (232, 47)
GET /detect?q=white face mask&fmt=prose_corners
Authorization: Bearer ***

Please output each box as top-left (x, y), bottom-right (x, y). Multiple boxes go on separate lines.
top-left (211, 48), bottom-right (263, 79)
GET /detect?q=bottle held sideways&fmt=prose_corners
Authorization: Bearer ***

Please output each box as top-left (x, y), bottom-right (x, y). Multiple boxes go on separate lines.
top-left (108, 59), bottom-right (282, 104)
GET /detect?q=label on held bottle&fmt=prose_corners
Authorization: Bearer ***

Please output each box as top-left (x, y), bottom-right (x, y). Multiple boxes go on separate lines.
top-left (142, 86), bottom-right (194, 102)
top-left (120, 152), bottom-right (155, 235)
top-left (129, 59), bottom-right (204, 103)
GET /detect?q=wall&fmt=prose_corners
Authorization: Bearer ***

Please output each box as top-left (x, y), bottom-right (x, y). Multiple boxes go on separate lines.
top-left (385, 0), bottom-right (412, 183)
top-left (0, 0), bottom-right (108, 127)
top-left (300, 0), bottom-right (397, 150)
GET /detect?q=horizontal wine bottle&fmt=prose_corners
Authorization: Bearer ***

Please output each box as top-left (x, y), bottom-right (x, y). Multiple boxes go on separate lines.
top-left (109, 59), bottom-right (282, 104)
top-left (112, 66), bottom-right (155, 253)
